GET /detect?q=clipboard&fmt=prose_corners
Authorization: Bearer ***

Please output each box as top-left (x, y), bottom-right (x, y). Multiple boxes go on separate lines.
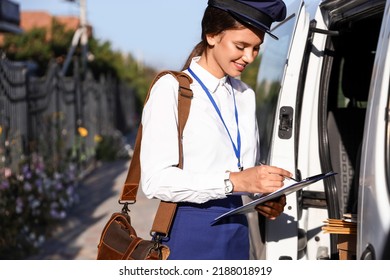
top-left (212, 171), bottom-right (337, 225)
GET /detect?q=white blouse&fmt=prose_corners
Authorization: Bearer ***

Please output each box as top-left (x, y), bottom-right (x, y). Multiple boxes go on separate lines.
top-left (140, 57), bottom-right (259, 204)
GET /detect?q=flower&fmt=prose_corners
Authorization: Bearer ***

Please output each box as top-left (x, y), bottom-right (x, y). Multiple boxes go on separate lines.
top-left (4, 168), bottom-right (12, 178)
top-left (78, 127), bottom-right (88, 137)
top-left (94, 134), bottom-right (103, 143)
top-left (0, 180), bottom-right (9, 190)
top-left (0, 154), bottom-right (79, 259)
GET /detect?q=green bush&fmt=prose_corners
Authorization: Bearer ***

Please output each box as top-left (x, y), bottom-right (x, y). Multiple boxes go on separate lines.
top-left (95, 133), bottom-right (131, 161)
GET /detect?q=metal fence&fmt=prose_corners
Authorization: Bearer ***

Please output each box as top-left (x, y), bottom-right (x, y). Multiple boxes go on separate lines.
top-left (0, 55), bottom-right (137, 174)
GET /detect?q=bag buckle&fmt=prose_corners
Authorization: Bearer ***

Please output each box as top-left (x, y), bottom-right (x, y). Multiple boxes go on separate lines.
top-left (118, 201), bottom-right (134, 214)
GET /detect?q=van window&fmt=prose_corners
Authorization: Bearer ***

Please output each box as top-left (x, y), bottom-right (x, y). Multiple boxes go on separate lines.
top-left (255, 17), bottom-right (295, 163)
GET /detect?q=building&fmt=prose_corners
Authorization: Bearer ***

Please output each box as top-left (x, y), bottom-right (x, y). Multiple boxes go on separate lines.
top-left (0, 10), bottom-right (92, 44)
top-left (21, 11), bottom-right (80, 39)
top-left (0, 0), bottom-right (22, 34)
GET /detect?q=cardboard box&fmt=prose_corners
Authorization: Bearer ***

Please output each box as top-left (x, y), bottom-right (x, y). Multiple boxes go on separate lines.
top-left (337, 234), bottom-right (357, 260)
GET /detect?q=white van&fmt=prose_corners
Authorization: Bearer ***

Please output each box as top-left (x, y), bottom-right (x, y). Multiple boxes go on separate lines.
top-left (248, 0), bottom-right (390, 260)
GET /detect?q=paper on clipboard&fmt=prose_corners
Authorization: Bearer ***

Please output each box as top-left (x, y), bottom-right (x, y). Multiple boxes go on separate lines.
top-left (212, 171), bottom-right (337, 225)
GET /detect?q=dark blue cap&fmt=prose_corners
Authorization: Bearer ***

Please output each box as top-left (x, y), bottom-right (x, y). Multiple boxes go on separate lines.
top-left (208, 0), bottom-right (287, 39)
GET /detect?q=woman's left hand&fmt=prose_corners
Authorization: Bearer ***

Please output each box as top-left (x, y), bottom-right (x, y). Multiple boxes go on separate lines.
top-left (255, 194), bottom-right (286, 220)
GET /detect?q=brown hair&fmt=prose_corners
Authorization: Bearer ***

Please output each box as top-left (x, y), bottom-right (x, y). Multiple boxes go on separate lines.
top-left (181, 7), bottom-right (244, 70)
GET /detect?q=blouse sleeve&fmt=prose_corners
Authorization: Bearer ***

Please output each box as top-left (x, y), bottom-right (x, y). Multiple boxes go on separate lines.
top-left (140, 74), bottom-right (226, 203)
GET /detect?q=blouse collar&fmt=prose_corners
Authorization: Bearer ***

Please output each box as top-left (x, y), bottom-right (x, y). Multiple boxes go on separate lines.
top-left (189, 57), bottom-right (229, 94)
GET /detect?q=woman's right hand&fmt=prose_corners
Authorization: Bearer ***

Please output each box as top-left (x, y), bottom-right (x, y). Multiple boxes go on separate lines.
top-left (229, 164), bottom-right (292, 194)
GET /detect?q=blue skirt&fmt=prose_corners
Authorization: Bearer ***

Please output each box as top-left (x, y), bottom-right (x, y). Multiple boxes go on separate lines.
top-left (162, 196), bottom-right (249, 260)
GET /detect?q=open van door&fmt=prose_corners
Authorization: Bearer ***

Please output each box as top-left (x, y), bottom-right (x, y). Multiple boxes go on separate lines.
top-left (248, 0), bottom-right (322, 260)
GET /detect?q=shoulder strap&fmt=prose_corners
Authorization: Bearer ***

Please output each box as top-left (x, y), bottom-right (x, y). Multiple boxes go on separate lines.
top-left (119, 70), bottom-right (193, 236)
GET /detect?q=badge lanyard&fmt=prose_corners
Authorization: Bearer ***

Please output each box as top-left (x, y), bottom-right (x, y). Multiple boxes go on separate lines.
top-left (187, 67), bottom-right (242, 171)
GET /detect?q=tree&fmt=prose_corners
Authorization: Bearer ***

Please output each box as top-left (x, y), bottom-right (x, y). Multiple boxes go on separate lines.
top-left (2, 28), bottom-right (52, 75)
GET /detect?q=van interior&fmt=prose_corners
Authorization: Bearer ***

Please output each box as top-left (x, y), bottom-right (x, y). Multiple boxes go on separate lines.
top-left (318, 4), bottom-right (384, 221)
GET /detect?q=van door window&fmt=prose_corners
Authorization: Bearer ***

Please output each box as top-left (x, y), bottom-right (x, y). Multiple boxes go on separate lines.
top-left (255, 18), bottom-right (295, 163)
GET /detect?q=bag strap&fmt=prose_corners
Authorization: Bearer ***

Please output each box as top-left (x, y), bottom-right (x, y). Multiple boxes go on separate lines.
top-left (119, 70), bottom-right (193, 236)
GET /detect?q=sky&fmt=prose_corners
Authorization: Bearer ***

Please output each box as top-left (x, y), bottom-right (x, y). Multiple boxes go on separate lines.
top-left (14, 0), bottom-right (208, 71)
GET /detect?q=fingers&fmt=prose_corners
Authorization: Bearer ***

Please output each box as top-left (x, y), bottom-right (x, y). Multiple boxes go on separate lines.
top-left (255, 205), bottom-right (280, 220)
top-left (257, 165), bottom-right (294, 191)
top-left (260, 165), bottom-right (293, 179)
top-left (277, 194), bottom-right (287, 206)
top-left (230, 165), bottom-right (293, 194)
top-left (256, 166), bottom-right (290, 191)
top-left (255, 195), bottom-right (287, 220)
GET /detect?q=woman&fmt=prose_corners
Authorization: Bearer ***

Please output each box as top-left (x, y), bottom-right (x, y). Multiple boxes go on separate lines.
top-left (140, 0), bottom-right (291, 260)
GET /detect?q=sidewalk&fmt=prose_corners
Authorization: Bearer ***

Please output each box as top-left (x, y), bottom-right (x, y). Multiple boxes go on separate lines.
top-left (29, 159), bottom-right (159, 260)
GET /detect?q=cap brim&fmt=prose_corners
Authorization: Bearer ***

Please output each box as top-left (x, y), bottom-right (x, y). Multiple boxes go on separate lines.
top-left (229, 10), bottom-right (279, 40)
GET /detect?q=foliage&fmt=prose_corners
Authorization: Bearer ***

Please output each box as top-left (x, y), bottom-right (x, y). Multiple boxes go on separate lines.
top-left (87, 39), bottom-right (157, 108)
top-left (120, 54), bottom-right (157, 104)
top-left (241, 55), bottom-right (261, 90)
top-left (95, 131), bottom-right (132, 161)
top-left (1, 17), bottom-right (156, 111)
top-left (2, 28), bottom-right (51, 75)
top-left (0, 154), bottom-right (78, 259)
top-left (2, 18), bottom-right (74, 75)
top-left (87, 38), bottom-right (121, 79)
top-left (51, 18), bottom-right (75, 60)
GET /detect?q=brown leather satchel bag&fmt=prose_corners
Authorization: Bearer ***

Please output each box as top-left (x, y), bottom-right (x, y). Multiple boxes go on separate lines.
top-left (96, 71), bottom-right (193, 260)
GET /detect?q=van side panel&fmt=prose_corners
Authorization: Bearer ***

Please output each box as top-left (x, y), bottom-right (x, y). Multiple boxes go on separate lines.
top-left (358, 0), bottom-right (390, 259)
